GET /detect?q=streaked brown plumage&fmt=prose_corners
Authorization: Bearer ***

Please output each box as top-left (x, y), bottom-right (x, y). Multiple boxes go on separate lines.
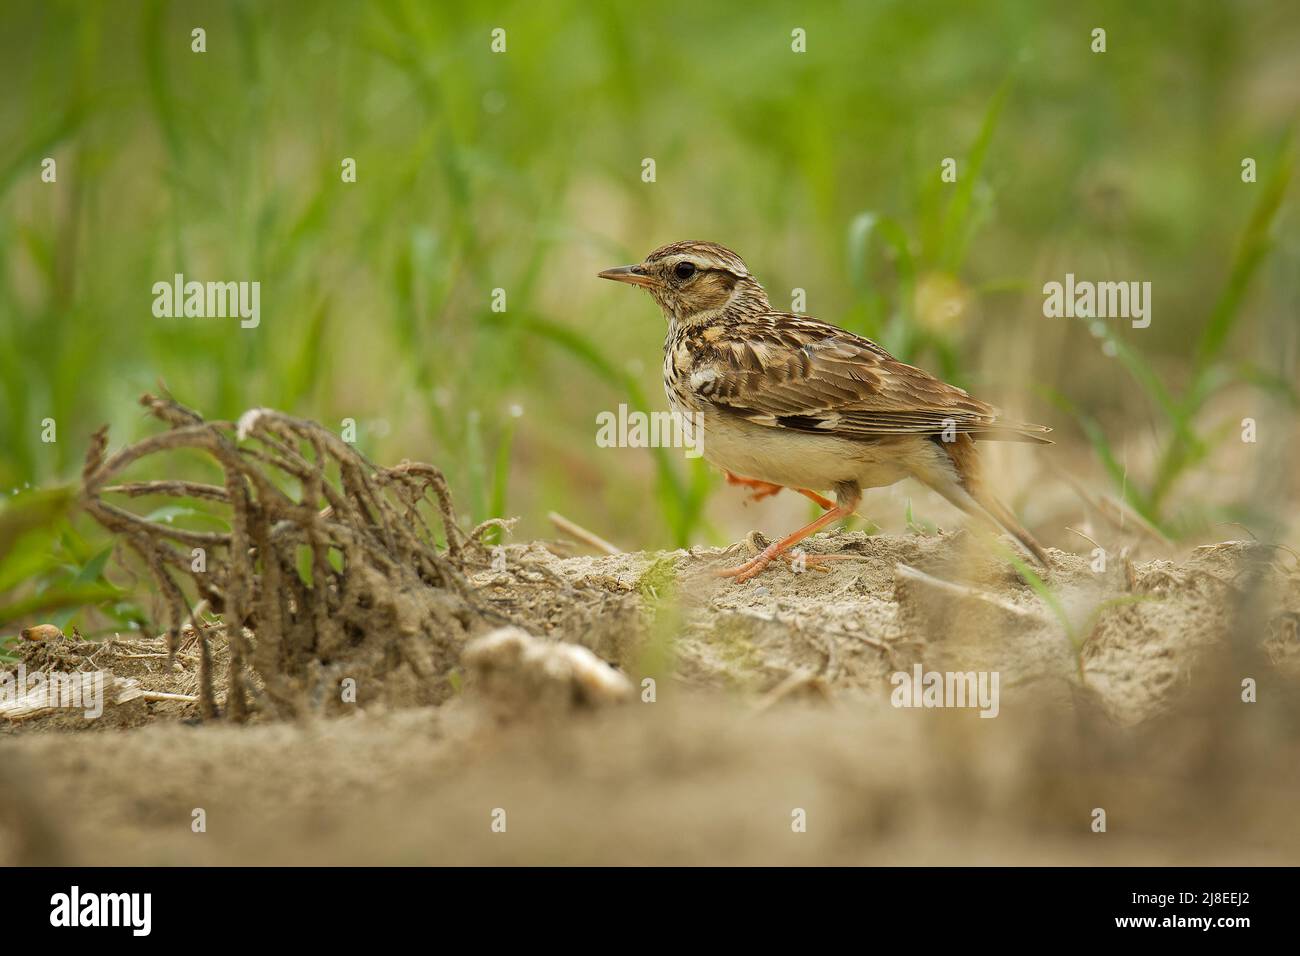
top-left (599, 240), bottom-right (1051, 582)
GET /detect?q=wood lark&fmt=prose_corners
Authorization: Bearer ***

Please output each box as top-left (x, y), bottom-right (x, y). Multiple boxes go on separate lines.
top-left (599, 240), bottom-right (1052, 583)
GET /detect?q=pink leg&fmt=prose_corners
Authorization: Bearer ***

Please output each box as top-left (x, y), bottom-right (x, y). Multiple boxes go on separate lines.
top-left (715, 492), bottom-right (861, 584)
top-left (724, 471), bottom-right (834, 510)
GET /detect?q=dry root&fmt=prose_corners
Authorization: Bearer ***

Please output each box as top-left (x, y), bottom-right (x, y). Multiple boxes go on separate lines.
top-left (81, 394), bottom-right (499, 720)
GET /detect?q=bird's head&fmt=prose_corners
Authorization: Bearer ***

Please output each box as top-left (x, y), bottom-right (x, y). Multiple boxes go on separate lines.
top-left (598, 240), bottom-right (770, 325)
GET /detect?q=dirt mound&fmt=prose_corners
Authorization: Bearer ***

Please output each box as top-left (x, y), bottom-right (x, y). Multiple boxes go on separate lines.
top-left (480, 531), bottom-right (1298, 725)
top-left (3, 524), bottom-right (1298, 865)
top-left (4, 398), bottom-right (1298, 864)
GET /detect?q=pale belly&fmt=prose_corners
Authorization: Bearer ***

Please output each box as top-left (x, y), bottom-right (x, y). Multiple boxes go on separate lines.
top-left (694, 411), bottom-right (919, 493)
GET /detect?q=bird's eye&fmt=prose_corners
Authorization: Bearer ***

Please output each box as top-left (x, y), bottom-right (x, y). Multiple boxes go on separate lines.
top-left (674, 261), bottom-right (697, 280)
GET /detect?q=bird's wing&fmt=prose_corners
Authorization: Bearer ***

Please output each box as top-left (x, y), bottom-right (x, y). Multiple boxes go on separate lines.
top-left (681, 315), bottom-right (1051, 442)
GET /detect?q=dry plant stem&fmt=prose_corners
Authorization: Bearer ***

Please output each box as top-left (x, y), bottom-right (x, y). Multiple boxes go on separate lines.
top-left (548, 511), bottom-right (622, 555)
top-left (81, 394), bottom-right (492, 720)
top-left (894, 563), bottom-right (1045, 620)
top-left (101, 481), bottom-right (230, 502)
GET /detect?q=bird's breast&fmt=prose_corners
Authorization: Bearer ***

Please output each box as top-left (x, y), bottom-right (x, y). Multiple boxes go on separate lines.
top-left (662, 334), bottom-right (703, 413)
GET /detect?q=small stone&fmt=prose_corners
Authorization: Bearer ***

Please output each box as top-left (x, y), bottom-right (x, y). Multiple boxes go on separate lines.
top-left (20, 624), bottom-right (63, 642)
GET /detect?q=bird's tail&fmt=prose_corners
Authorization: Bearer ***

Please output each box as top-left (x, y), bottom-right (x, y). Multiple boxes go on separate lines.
top-left (965, 482), bottom-right (1051, 567)
top-left (915, 436), bottom-right (1050, 567)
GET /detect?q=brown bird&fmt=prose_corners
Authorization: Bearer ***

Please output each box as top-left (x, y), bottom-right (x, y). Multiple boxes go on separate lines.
top-left (599, 240), bottom-right (1051, 583)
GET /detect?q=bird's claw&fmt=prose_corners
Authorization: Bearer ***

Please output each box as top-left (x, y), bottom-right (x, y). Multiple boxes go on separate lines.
top-left (724, 471), bottom-right (784, 504)
top-left (713, 536), bottom-right (844, 582)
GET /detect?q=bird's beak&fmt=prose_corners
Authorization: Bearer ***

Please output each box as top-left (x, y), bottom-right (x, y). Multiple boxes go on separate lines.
top-left (597, 264), bottom-right (654, 288)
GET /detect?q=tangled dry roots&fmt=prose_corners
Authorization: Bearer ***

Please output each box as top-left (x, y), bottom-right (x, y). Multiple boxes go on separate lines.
top-left (82, 393), bottom-right (499, 720)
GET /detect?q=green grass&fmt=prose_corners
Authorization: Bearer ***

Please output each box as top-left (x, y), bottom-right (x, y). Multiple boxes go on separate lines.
top-left (844, 78), bottom-right (1012, 383)
top-left (1050, 133), bottom-right (1295, 538)
top-left (0, 0), bottom-right (1296, 634)
top-left (0, 487), bottom-right (146, 640)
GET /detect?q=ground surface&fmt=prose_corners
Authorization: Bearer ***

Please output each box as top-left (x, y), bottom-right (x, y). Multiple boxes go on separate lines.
top-left (3, 531), bottom-right (1298, 865)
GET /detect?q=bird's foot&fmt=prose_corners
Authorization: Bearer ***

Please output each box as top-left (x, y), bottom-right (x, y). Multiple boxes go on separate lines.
top-left (723, 471), bottom-right (784, 504)
top-left (714, 551), bottom-right (852, 582)
top-left (713, 531), bottom-right (783, 582)
top-left (791, 553), bottom-right (858, 571)
top-left (713, 532), bottom-right (850, 582)
top-left (713, 546), bottom-right (779, 583)
top-left (723, 472), bottom-right (836, 511)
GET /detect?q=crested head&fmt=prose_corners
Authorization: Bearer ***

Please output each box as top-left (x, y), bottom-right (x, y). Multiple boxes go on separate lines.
top-left (598, 240), bottom-right (770, 326)
top-left (644, 240), bottom-right (751, 275)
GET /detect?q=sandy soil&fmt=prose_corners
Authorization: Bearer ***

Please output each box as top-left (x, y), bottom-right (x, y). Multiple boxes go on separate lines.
top-left (2, 531), bottom-right (1298, 865)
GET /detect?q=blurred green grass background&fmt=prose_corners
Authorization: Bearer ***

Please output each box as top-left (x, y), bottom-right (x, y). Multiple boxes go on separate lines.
top-left (1, 0), bottom-right (1298, 638)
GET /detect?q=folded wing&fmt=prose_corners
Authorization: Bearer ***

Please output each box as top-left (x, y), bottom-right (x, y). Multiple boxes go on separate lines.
top-left (687, 316), bottom-right (1052, 444)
